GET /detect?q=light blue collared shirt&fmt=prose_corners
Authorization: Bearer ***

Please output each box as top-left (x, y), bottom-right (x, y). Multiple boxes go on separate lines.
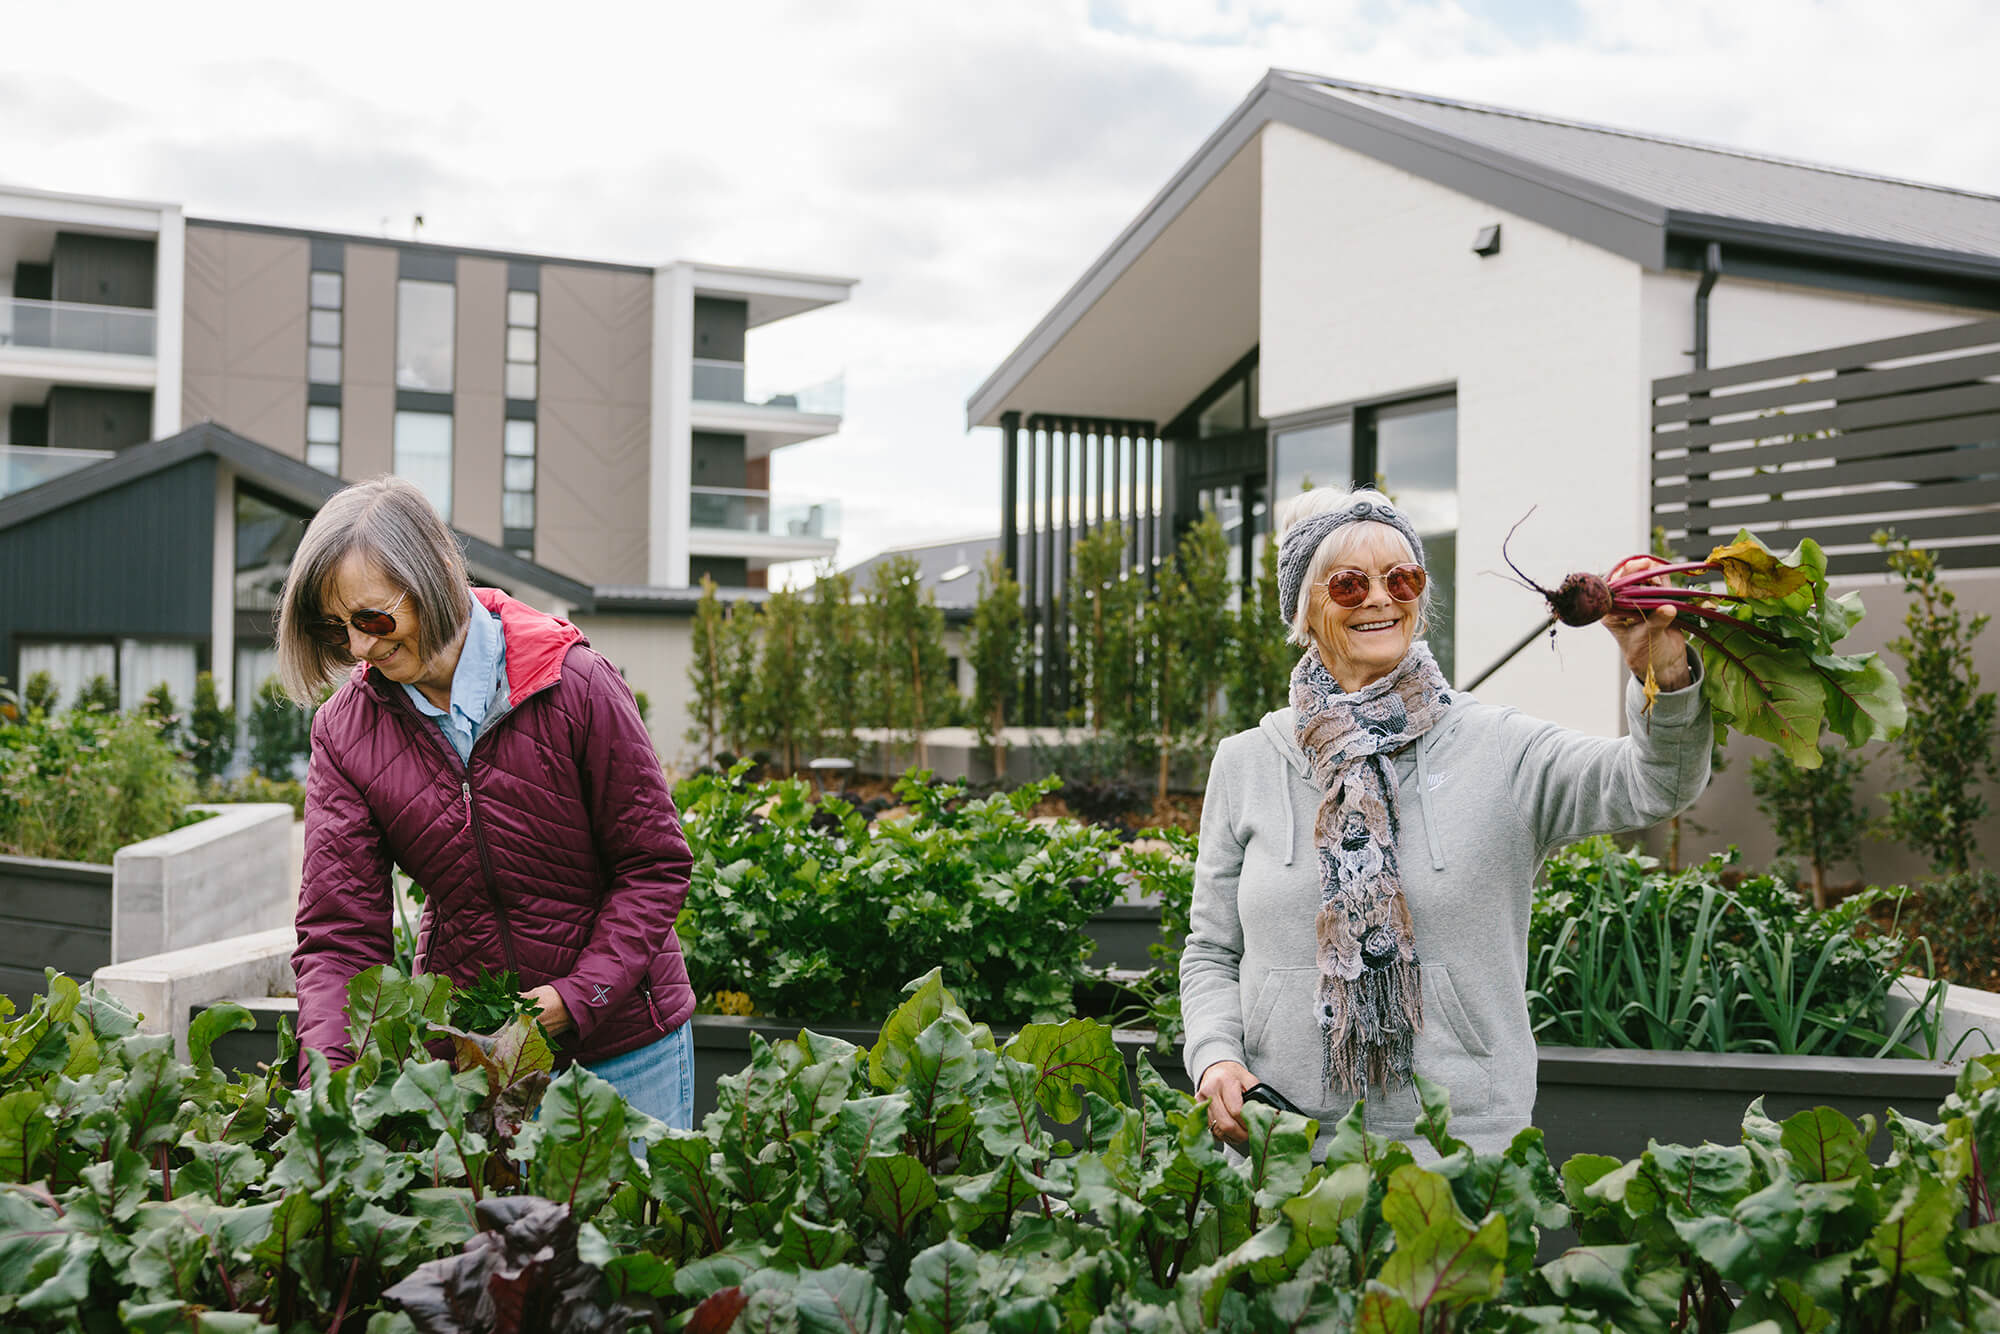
top-left (405, 594), bottom-right (505, 764)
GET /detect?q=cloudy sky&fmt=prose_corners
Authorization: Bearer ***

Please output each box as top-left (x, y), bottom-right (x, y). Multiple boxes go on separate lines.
top-left (7, 0), bottom-right (2000, 578)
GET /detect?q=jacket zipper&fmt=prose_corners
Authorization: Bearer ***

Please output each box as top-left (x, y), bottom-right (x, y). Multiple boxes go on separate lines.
top-left (462, 776), bottom-right (520, 974)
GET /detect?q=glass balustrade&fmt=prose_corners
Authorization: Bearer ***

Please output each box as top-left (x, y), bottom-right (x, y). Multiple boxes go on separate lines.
top-left (0, 445), bottom-right (115, 499)
top-left (690, 360), bottom-right (844, 416)
top-left (688, 487), bottom-right (841, 538)
top-left (0, 298), bottom-right (157, 357)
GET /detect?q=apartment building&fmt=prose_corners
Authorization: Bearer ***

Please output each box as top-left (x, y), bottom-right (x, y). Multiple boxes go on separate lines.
top-left (1, 182), bottom-right (854, 755)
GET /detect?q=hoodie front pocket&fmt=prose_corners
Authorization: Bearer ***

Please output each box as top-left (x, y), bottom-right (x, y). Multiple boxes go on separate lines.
top-left (1414, 964), bottom-right (1492, 1117)
top-left (1243, 966), bottom-right (1318, 1066)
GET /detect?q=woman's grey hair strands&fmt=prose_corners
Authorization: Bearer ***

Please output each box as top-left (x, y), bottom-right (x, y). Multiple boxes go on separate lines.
top-left (274, 476), bottom-right (471, 704)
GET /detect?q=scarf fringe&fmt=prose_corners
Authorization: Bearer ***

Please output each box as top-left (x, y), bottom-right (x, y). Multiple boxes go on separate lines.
top-left (1319, 961), bottom-right (1423, 1097)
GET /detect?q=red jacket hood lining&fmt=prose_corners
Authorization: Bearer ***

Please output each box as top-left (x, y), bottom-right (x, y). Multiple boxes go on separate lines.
top-left (354, 586), bottom-right (584, 708)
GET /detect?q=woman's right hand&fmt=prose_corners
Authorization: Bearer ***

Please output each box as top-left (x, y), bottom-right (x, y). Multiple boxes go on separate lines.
top-left (1197, 1060), bottom-right (1261, 1144)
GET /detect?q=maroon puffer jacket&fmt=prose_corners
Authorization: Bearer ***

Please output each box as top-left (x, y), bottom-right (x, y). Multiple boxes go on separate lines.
top-left (293, 587), bottom-right (694, 1074)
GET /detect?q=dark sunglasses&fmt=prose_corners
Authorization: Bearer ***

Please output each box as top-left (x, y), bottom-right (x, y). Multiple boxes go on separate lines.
top-left (1323, 564), bottom-right (1426, 609)
top-left (307, 591), bottom-right (408, 647)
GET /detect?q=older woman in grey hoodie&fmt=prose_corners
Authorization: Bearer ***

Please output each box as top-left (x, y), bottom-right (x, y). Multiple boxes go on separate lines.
top-left (1182, 487), bottom-right (1711, 1159)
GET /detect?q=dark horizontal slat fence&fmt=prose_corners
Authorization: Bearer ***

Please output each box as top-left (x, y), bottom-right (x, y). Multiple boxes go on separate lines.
top-left (0, 854), bottom-right (113, 1011)
top-left (1653, 318), bottom-right (2000, 575)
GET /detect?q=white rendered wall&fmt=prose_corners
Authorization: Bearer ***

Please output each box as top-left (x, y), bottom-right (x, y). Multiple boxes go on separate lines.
top-left (1638, 270), bottom-right (1983, 382)
top-left (1259, 122), bottom-right (1646, 737)
top-left (649, 265), bottom-right (695, 587)
top-left (153, 207), bottom-right (185, 439)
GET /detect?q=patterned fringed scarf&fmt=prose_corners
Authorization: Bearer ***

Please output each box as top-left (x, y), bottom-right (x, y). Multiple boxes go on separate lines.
top-left (1291, 642), bottom-right (1453, 1098)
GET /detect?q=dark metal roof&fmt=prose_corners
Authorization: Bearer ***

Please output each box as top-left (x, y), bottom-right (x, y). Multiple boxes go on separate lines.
top-left (1310, 77), bottom-right (2000, 264)
top-left (841, 535), bottom-right (999, 608)
top-left (0, 422), bottom-right (597, 608)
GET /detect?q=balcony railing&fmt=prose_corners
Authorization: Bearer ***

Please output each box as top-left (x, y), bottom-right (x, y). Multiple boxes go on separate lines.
top-left (0, 444), bottom-right (114, 499)
top-left (689, 486), bottom-right (841, 539)
top-left (691, 360), bottom-right (844, 417)
top-left (0, 298), bottom-right (157, 357)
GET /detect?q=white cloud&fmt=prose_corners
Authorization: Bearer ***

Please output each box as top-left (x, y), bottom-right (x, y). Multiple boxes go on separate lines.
top-left (7, 0), bottom-right (2000, 572)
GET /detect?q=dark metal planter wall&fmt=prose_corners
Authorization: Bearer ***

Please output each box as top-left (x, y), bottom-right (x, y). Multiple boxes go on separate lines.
top-left (0, 855), bottom-right (114, 1011)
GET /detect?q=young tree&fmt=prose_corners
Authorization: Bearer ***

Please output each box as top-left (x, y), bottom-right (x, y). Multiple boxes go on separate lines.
top-left (967, 552), bottom-right (1025, 776)
top-left (1173, 512), bottom-right (1235, 736)
top-left (248, 676), bottom-right (312, 779)
top-left (868, 554), bottom-right (950, 773)
top-left (719, 599), bottom-right (763, 759)
top-left (753, 586), bottom-right (811, 773)
top-left (1748, 735), bottom-right (1869, 910)
top-left (1874, 532), bottom-right (1999, 874)
top-left (685, 576), bottom-right (727, 765)
top-left (1225, 532), bottom-right (1293, 732)
top-left (188, 671), bottom-right (235, 784)
top-left (1070, 523), bottom-right (1128, 736)
top-left (807, 568), bottom-right (868, 759)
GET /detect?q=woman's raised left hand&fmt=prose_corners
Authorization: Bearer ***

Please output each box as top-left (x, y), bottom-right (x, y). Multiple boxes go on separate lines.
top-left (522, 984), bottom-right (571, 1038)
top-left (1602, 556), bottom-right (1692, 691)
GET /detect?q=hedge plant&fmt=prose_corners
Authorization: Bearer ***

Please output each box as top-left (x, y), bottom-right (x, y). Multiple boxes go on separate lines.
top-left (3, 965), bottom-right (1999, 1331)
top-left (0, 704), bottom-right (195, 863)
top-left (673, 767), bottom-right (1122, 1027)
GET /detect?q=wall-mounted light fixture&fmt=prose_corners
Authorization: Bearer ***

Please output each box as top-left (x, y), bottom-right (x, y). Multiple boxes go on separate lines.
top-left (1473, 224), bottom-right (1502, 257)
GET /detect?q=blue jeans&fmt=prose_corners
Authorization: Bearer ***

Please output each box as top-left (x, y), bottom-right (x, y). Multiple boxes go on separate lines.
top-left (581, 1022), bottom-right (694, 1130)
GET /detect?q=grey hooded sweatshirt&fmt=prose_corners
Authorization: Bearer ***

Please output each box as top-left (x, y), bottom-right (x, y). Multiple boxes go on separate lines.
top-left (1181, 660), bottom-right (1712, 1159)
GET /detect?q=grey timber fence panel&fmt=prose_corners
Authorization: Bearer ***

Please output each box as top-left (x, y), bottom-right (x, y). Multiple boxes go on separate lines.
top-left (0, 854), bottom-right (114, 1010)
top-left (1652, 320), bottom-right (2000, 576)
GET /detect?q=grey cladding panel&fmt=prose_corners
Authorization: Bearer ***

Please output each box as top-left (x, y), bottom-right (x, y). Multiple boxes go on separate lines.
top-left (692, 432), bottom-right (747, 488)
top-left (47, 387), bottom-right (153, 451)
top-left (694, 298), bottom-right (747, 361)
top-left (310, 237), bottom-right (345, 271)
top-left (399, 249), bottom-right (457, 282)
top-left (507, 261), bottom-right (540, 291)
top-left (0, 456), bottom-right (216, 685)
top-left (52, 232), bottom-right (156, 309)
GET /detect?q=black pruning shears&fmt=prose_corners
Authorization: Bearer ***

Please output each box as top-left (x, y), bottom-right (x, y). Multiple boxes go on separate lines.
top-left (1241, 1082), bottom-right (1310, 1118)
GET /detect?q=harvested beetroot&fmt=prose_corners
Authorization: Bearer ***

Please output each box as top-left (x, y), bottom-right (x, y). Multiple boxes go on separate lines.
top-left (1502, 514), bottom-right (1905, 769)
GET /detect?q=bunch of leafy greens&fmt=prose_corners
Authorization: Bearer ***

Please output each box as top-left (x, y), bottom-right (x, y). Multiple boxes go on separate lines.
top-left (1527, 839), bottom-right (1950, 1058)
top-left (6, 964), bottom-right (2000, 1330)
top-left (449, 967), bottom-right (539, 1037)
top-left (674, 766), bottom-right (1123, 1025)
top-left (1528, 528), bottom-right (1907, 768)
top-left (4, 966), bottom-right (2000, 1329)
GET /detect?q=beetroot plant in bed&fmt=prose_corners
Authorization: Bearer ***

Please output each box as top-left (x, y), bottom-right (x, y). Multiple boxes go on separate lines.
top-left (1506, 521), bottom-right (1906, 767)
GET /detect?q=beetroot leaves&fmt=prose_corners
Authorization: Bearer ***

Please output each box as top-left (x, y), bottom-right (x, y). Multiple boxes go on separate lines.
top-left (1506, 523), bottom-right (1905, 768)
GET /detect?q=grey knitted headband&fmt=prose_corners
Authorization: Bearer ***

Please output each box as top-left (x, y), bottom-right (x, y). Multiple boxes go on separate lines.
top-left (1277, 497), bottom-right (1427, 626)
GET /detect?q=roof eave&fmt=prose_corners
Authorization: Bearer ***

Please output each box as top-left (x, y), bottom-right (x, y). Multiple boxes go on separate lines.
top-left (965, 70), bottom-right (1673, 431)
top-left (1665, 211), bottom-right (2000, 284)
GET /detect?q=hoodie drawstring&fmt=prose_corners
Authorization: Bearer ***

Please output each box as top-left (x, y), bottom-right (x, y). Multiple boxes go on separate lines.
top-left (1282, 785), bottom-right (1297, 866)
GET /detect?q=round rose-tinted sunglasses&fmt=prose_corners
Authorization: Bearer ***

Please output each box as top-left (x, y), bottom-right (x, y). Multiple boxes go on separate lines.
top-left (307, 592), bottom-right (408, 647)
top-left (1323, 564), bottom-right (1427, 609)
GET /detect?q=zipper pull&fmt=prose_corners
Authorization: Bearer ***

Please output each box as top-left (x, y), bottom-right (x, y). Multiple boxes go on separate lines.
top-left (462, 779), bottom-right (472, 812)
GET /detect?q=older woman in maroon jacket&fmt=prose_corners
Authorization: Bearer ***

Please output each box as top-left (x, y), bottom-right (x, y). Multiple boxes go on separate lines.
top-left (276, 476), bottom-right (695, 1125)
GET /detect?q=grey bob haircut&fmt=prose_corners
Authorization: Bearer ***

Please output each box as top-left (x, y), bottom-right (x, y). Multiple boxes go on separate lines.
top-left (274, 476), bottom-right (471, 704)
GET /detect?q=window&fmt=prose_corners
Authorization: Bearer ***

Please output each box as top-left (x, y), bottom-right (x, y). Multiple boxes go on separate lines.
top-left (308, 270), bottom-right (342, 385)
top-left (394, 411), bottom-right (453, 520)
top-left (305, 404), bottom-right (340, 474)
top-left (503, 417), bottom-right (535, 550)
top-left (505, 289), bottom-right (538, 401)
top-left (396, 279), bottom-right (455, 392)
top-left (1269, 393), bottom-right (1458, 680)
top-left (1272, 419), bottom-right (1353, 500)
top-left (15, 640), bottom-right (197, 716)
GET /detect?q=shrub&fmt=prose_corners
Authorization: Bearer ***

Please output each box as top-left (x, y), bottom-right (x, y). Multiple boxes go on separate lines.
top-left (967, 551), bottom-right (1025, 771)
top-left (1747, 733), bottom-right (1868, 909)
top-left (673, 766), bottom-right (1122, 1025)
top-left (202, 770), bottom-right (307, 818)
top-left (1527, 839), bottom-right (1942, 1057)
top-left (187, 669), bottom-right (235, 783)
top-left (21, 669), bottom-right (58, 717)
top-left (71, 673), bottom-right (119, 715)
top-left (247, 675), bottom-right (311, 779)
top-left (1874, 530), bottom-right (1999, 874)
top-left (4, 967), bottom-right (1999, 1331)
top-left (1920, 869), bottom-right (2000, 991)
top-left (137, 681), bottom-right (183, 754)
top-left (0, 707), bottom-right (196, 862)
